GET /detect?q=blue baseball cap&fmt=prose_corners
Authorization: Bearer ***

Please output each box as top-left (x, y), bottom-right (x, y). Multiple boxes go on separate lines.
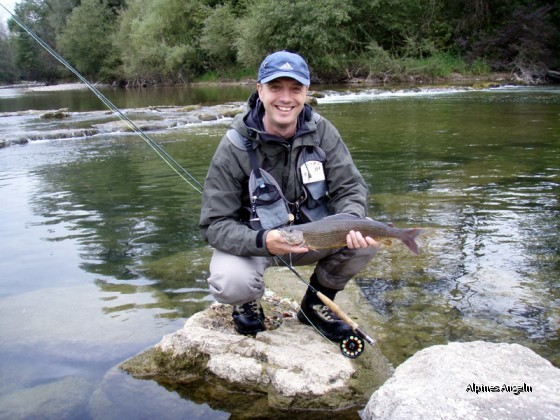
top-left (257, 51), bottom-right (310, 86)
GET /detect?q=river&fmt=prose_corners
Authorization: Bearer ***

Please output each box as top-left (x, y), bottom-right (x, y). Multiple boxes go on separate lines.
top-left (0, 82), bottom-right (558, 418)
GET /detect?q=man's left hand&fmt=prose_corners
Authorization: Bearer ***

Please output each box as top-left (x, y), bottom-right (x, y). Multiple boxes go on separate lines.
top-left (346, 230), bottom-right (381, 250)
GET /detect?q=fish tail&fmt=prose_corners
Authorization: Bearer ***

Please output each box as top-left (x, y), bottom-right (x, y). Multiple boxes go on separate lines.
top-left (401, 228), bottom-right (422, 255)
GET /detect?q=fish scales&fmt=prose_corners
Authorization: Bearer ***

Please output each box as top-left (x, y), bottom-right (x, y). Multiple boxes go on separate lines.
top-left (279, 214), bottom-right (423, 254)
top-left (296, 219), bottom-right (392, 248)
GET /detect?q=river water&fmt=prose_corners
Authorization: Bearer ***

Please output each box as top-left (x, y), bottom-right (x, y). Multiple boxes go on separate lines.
top-left (0, 83), bottom-right (558, 418)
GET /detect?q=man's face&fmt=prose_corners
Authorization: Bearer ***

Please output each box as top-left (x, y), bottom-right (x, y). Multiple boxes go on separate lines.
top-left (257, 77), bottom-right (308, 138)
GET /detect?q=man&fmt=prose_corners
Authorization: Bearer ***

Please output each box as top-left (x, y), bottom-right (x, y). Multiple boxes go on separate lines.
top-left (200, 50), bottom-right (379, 341)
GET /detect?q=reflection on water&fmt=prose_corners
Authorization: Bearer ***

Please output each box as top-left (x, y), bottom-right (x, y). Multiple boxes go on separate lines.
top-left (26, 129), bottom-right (218, 315)
top-left (0, 84), bottom-right (558, 417)
top-left (0, 84), bottom-right (254, 112)
top-left (327, 87), bottom-right (560, 367)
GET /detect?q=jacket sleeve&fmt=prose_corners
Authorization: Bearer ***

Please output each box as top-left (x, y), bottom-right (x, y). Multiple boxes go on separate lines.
top-left (319, 119), bottom-right (369, 217)
top-left (199, 136), bottom-right (271, 256)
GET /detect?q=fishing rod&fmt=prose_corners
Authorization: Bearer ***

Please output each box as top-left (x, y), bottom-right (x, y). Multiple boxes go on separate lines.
top-left (275, 256), bottom-right (374, 358)
top-left (3, 3), bottom-right (376, 358)
top-left (1, 3), bottom-right (204, 195)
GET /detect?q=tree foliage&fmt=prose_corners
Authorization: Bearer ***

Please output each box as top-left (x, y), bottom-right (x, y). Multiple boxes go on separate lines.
top-left (57, 0), bottom-right (120, 78)
top-left (200, 3), bottom-right (238, 71)
top-left (236, 0), bottom-right (353, 80)
top-left (0, 23), bottom-right (18, 84)
top-left (8, 0), bottom-right (65, 81)
top-left (115, 0), bottom-right (209, 84)
top-left (467, 3), bottom-right (558, 82)
top-left (3, 0), bottom-right (559, 84)
top-left (45, 0), bottom-right (81, 36)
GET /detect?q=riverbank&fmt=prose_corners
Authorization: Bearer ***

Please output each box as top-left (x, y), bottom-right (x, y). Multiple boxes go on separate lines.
top-left (0, 81), bottom-right (100, 91)
top-left (0, 71), bottom-right (547, 93)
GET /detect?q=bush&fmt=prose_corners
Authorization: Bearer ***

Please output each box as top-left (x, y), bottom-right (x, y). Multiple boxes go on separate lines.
top-left (235, 0), bottom-right (353, 82)
top-left (352, 44), bottom-right (468, 82)
top-left (415, 54), bottom-right (466, 78)
top-left (467, 4), bottom-right (558, 82)
top-left (468, 58), bottom-right (491, 76)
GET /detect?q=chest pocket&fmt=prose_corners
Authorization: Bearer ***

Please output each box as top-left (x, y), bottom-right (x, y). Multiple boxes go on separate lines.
top-left (298, 146), bottom-right (329, 221)
top-left (248, 169), bottom-right (292, 230)
top-left (227, 129), bottom-right (292, 230)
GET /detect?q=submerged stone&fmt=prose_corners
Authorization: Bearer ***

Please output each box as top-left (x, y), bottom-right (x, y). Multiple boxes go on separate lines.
top-left (0, 376), bottom-right (93, 419)
top-left (40, 108), bottom-right (70, 119)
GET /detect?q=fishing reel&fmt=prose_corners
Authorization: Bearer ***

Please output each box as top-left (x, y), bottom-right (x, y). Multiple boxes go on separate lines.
top-left (340, 334), bottom-right (365, 358)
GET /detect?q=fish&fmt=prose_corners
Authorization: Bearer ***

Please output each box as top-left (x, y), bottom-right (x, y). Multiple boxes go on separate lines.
top-left (278, 213), bottom-right (423, 254)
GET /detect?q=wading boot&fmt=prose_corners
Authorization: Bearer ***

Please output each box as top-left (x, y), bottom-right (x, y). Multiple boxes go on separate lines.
top-left (232, 300), bottom-right (266, 336)
top-left (297, 275), bottom-right (353, 342)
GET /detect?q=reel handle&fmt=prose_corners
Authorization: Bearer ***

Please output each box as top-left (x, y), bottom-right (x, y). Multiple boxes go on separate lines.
top-left (316, 292), bottom-right (376, 349)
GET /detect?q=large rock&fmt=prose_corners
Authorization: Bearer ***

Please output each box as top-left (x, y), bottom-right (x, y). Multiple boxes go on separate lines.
top-left (121, 268), bottom-right (393, 414)
top-left (363, 341), bottom-right (560, 419)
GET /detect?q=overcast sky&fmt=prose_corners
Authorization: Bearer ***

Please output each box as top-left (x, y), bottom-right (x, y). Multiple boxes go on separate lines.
top-left (0, 1), bottom-right (18, 25)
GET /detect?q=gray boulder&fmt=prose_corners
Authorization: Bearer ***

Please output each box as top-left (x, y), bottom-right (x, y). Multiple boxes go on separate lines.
top-left (121, 269), bottom-right (393, 414)
top-left (363, 341), bottom-right (560, 419)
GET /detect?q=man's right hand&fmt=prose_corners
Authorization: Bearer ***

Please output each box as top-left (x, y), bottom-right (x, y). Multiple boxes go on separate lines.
top-left (265, 230), bottom-right (309, 255)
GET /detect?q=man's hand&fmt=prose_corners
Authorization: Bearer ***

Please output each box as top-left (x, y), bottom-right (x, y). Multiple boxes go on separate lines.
top-left (346, 230), bottom-right (381, 250)
top-left (265, 229), bottom-right (309, 255)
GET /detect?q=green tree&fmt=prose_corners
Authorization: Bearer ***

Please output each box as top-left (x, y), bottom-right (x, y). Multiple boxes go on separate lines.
top-left (467, 3), bottom-right (558, 81)
top-left (200, 3), bottom-right (238, 71)
top-left (235, 0), bottom-right (353, 81)
top-left (0, 23), bottom-right (18, 84)
top-left (115, 0), bottom-right (209, 83)
top-left (45, 0), bottom-right (81, 36)
top-left (348, 0), bottom-right (450, 56)
top-left (8, 0), bottom-right (64, 81)
top-left (4, 0), bottom-right (559, 84)
top-left (57, 0), bottom-right (120, 79)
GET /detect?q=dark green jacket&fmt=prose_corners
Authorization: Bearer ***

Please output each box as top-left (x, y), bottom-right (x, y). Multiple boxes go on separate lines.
top-left (199, 94), bottom-right (368, 256)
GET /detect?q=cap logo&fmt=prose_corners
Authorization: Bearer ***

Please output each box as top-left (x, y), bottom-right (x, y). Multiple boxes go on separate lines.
top-left (279, 62), bottom-right (294, 70)
top-left (257, 51), bottom-right (310, 85)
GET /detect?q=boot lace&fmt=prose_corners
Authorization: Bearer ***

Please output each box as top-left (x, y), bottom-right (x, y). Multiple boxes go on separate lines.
top-left (315, 304), bottom-right (341, 322)
top-left (236, 300), bottom-right (260, 316)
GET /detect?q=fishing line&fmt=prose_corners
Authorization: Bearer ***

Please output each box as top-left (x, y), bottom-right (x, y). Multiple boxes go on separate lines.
top-left (4, 2), bottom-right (375, 357)
top-left (1, 3), bottom-right (204, 194)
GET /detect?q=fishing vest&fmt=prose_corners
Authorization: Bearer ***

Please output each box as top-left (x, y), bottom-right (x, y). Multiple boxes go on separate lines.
top-left (227, 129), bottom-right (329, 230)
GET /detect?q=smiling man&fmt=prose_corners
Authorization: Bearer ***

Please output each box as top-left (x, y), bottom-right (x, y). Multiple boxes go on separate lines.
top-left (200, 51), bottom-right (379, 341)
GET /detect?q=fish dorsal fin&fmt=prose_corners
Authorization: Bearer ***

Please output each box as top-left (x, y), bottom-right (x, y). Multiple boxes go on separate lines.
top-left (322, 213), bottom-right (361, 221)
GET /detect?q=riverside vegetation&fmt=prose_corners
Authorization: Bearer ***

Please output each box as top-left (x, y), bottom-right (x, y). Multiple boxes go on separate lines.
top-left (1, 0), bottom-right (559, 87)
